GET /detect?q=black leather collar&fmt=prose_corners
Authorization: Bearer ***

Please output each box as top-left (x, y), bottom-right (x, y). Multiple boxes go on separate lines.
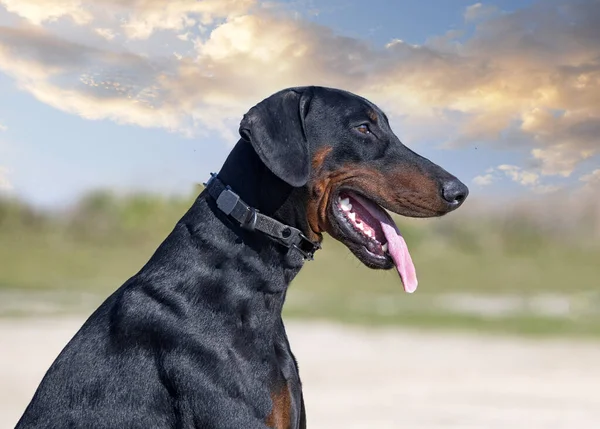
top-left (204, 173), bottom-right (321, 261)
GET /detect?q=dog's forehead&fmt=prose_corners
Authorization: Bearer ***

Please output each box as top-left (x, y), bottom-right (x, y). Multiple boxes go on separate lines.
top-left (314, 88), bottom-right (383, 118)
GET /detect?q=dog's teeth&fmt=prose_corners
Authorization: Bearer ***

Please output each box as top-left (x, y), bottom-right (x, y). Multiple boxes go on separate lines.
top-left (348, 212), bottom-right (356, 222)
top-left (382, 243), bottom-right (389, 252)
top-left (365, 230), bottom-right (373, 237)
top-left (340, 198), bottom-right (352, 212)
top-left (356, 222), bottom-right (364, 231)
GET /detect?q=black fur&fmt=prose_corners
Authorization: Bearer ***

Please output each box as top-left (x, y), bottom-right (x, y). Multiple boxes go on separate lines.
top-left (16, 86), bottom-right (468, 429)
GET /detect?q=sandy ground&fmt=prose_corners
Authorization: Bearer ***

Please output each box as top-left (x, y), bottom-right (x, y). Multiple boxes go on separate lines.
top-left (1, 318), bottom-right (600, 429)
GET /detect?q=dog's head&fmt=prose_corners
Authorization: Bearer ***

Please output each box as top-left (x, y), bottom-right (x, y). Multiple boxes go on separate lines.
top-left (238, 86), bottom-right (468, 292)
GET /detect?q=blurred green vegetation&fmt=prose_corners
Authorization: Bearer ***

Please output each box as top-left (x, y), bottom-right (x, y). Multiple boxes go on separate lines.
top-left (1, 189), bottom-right (599, 337)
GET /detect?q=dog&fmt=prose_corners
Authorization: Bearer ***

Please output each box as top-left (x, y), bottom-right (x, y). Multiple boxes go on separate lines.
top-left (16, 86), bottom-right (468, 428)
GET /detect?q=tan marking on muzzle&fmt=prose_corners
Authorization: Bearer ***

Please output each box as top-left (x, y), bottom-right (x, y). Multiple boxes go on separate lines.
top-left (308, 162), bottom-right (447, 230)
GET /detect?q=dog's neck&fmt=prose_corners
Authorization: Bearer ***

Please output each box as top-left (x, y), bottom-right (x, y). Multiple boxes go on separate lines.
top-left (176, 140), bottom-right (313, 294)
top-left (216, 140), bottom-right (314, 245)
top-left (149, 139), bottom-right (318, 335)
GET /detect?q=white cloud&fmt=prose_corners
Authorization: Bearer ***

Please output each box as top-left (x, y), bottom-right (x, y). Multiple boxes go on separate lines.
top-left (531, 145), bottom-right (595, 178)
top-left (0, 27), bottom-right (186, 132)
top-left (497, 164), bottom-right (540, 187)
top-left (0, 122), bottom-right (6, 132)
top-left (94, 27), bottom-right (116, 40)
top-left (0, 166), bottom-right (11, 191)
top-left (473, 173), bottom-right (494, 186)
top-left (0, 0), bottom-right (92, 25)
top-left (580, 169), bottom-right (600, 184)
top-left (478, 164), bottom-right (561, 194)
top-left (575, 168), bottom-right (600, 197)
top-left (464, 3), bottom-right (499, 21)
top-left (119, 0), bottom-right (256, 40)
top-left (0, 0), bottom-right (256, 38)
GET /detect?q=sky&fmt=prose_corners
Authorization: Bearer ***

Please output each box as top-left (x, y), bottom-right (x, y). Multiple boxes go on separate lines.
top-left (0, 0), bottom-right (599, 208)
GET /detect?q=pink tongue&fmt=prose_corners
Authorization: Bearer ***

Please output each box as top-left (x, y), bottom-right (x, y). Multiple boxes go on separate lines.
top-left (351, 194), bottom-right (418, 293)
top-left (380, 222), bottom-right (418, 293)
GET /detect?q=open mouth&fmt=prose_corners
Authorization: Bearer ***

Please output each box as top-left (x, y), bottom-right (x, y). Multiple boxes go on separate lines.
top-left (332, 191), bottom-right (418, 293)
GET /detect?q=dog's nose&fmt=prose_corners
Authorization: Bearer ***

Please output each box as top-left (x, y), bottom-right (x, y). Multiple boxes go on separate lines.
top-left (441, 179), bottom-right (469, 206)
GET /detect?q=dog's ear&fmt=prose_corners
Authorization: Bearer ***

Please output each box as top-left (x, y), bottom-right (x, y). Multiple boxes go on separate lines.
top-left (239, 87), bottom-right (313, 187)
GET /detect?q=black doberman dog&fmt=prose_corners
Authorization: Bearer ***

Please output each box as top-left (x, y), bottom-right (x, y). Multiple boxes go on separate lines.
top-left (16, 86), bottom-right (468, 429)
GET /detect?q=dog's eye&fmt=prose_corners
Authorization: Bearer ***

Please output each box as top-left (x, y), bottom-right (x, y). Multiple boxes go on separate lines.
top-left (356, 124), bottom-right (371, 134)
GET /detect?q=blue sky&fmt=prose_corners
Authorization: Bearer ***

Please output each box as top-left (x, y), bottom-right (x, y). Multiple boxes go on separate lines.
top-left (0, 0), bottom-right (598, 207)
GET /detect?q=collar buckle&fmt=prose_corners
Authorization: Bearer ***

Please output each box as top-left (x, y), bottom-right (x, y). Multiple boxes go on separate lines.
top-left (215, 186), bottom-right (239, 215)
top-left (292, 233), bottom-right (322, 261)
